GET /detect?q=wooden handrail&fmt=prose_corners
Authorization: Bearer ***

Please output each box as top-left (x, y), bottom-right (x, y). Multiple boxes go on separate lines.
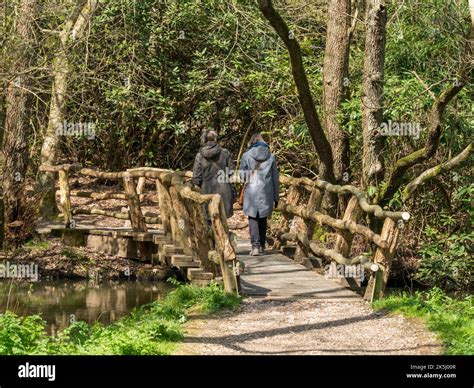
top-left (279, 232), bottom-right (382, 271)
top-left (39, 163), bottom-right (241, 294)
top-left (39, 163), bottom-right (82, 173)
top-left (66, 190), bottom-right (158, 202)
top-left (41, 162), bottom-right (409, 299)
top-left (278, 202), bottom-right (389, 249)
top-left (280, 175), bottom-right (410, 221)
top-left (71, 208), bottom-right (160, 224)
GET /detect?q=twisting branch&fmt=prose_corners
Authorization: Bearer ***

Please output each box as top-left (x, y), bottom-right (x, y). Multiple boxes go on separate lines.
top-left (402, 143), bottom-right (473, 200)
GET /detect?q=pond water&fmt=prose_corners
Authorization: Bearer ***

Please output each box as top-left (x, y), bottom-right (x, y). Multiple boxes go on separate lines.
top-left (0, 280), bottom-right (173, 335)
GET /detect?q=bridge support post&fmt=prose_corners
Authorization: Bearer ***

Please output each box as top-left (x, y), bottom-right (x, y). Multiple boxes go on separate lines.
top-left (188, 202), bottom-right (214, 273)
top-left (123, 173), bottom-right (147, 232)
top-left (123, 172), bottom-right (151, 260)
top-left (364, 217), bottom-right (400, 301)
top-left (136, 177), bottom-right (146, 195)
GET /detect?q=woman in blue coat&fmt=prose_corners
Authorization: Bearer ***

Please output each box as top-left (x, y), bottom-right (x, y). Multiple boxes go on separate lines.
top-left (239, 133), bottom-right (279, 256)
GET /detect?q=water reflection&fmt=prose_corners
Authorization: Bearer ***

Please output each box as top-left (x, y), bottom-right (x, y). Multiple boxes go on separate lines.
top-left (0, 280), bottom-right (173, 335)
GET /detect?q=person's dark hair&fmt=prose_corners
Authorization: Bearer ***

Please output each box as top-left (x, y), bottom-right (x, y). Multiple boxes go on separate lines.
top-left (248, 133), bottom-right (263, 147)
top-left (201, 130), bottom-right (217, 145)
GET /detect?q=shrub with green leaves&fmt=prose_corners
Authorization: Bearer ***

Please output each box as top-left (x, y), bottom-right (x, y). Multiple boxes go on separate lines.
top-left (417, 227), bottom-right (473, 292)
top-left (415, 183), bottom-right (473, 293)
top-left (0, 313), bottom-right (49, 355)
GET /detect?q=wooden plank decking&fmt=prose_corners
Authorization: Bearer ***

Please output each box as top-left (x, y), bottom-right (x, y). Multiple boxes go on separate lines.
top-left (236, 241), bottom-right (361, 301)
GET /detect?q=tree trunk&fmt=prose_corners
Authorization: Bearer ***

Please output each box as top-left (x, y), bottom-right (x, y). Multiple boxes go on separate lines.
top-left (361, 0), bottom-right (387, 189)
top-left (322, 0), bottom-right (351, 183)
top-left (2, 0), bottom-right (37, 239)
top-left (39, 0), bottom-right (98, 217)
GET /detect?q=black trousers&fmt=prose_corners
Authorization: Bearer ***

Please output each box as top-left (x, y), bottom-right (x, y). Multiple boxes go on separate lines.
top-left (248, 213), bottom-right (267, 249)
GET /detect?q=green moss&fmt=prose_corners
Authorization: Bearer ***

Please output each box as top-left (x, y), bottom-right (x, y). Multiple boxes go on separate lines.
top-left (373, 288), bottom-right (473, 355)
top-left (0, 281), bottom-right (241, 355)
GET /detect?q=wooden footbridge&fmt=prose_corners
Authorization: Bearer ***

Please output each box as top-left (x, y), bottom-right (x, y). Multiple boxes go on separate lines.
top-left (38, 164), bottom-right (410, 301)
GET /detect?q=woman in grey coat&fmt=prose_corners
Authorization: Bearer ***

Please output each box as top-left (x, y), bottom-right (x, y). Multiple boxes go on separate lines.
top-left (239, 133), bottom-right (279, 256)
top-left (192, 130), bottom-right (235, 218)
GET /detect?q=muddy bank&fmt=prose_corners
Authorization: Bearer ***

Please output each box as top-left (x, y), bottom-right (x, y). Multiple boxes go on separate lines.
top-left (1, 238), bottom-right (174, 281)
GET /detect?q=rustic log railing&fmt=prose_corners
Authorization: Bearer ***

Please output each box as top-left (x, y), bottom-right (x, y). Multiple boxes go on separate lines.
top-left (39, 164), bottom-right (240, 294)
top-left (39, 164), bottom-right (409, 301)
top-left (273, 175), bottom-right (410, 301)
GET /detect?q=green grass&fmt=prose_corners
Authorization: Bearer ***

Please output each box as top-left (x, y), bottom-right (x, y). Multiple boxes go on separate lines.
top-left (61, 247), bottom-right (88, 262)
top-left (373, 287), bottom-right (473, 355)
top-left (0, 281), bottom-right (241, 355)
top-left (23, 239), bottom-right (50, 251)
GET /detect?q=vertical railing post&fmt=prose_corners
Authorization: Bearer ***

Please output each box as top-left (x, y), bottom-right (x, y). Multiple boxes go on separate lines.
top-left (189, 200), bottom-right (214, 273)
top-left (295, 187), bottom-right (322, 259)
top-left (334, 195), bottom-right (361, 256)
top-left (208, 195), bottom-right (239, 294)
top-left (364, 217), bottom-right (400, 301)
top-left (155, 177), bottom-right (175, 237)
top-left (123, 172), bottom-right (147, 232)
top-left (330, 195), bottom-right (363, 288)
top-left (168, 180), bottom-right (194, 255)
top-left (274, 185), bottom-right (300, 250)
top-left (136, 176), bottom-right (146, 195)
top-left (58, 168), bottom-right (72, 228)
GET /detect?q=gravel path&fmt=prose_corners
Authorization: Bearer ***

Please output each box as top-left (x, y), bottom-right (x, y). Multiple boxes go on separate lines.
top-left (177, 298), bottom-right (442, 355)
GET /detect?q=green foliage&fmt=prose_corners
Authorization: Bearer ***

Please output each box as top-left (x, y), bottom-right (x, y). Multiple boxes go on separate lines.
top-left (0, 313), bottom-right (48, 355)
top-left (0, 282), bottom-right (241, 355)
top-left (22, 239), bottom-right (50, 251)
top-left (415, 183), bottom-right (473, 292)
top-left (311, 225), bottom-right (332, 244)
top-left (417, 226), bottom-right (473, 292)
top-left (61, 247), bottom-right (87, 262)
top-left (373, 288), bottom-right (474, 355)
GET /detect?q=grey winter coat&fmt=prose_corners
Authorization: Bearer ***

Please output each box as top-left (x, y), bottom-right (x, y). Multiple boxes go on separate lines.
top-left (192, 141), bottom-right (235, 218)
top-left (239, 143), bottom-right (279, 218)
